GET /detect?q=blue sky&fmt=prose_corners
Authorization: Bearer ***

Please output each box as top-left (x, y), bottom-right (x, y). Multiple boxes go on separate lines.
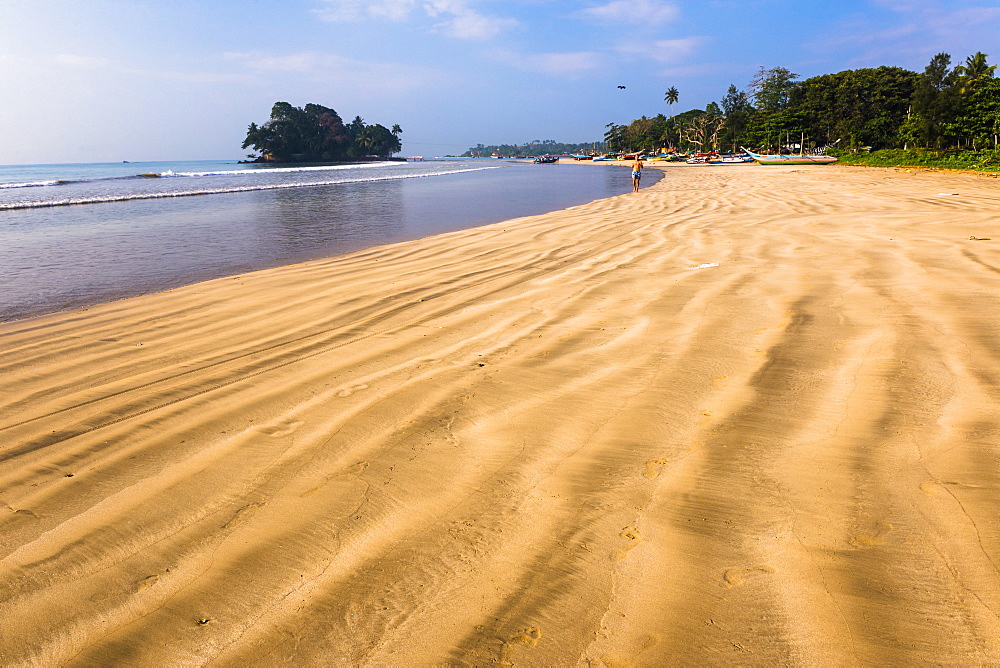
top-left (1, 0), bottom-right (999, 163)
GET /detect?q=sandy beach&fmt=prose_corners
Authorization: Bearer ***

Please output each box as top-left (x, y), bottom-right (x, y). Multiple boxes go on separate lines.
top-left (2, 162), bottom-right (1000, 665)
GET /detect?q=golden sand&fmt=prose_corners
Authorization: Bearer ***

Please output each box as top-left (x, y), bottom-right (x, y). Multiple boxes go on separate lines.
top-left (2, 163), bottom-right (999, 664)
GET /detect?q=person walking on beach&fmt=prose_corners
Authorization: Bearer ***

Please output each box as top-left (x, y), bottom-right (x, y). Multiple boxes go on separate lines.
top-left (631, 154), bottom-right (643, 192)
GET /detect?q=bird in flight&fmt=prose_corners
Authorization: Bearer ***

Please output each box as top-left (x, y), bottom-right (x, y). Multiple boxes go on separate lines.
top-left (617, 85), bottom-right (626, 89)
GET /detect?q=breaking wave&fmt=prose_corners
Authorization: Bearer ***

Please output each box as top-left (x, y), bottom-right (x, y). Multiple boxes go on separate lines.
top-left (0, 166), bottom-right (500, 210)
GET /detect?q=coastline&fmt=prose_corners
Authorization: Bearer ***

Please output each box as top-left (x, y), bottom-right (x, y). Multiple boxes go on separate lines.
top-left (0, 160), bottom-right (648, 324)
top-left (2, 164), bottom-right (1000, 663)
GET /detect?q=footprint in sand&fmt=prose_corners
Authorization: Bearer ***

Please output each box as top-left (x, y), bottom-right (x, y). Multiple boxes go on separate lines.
top-left (135, 574), bottom-right (161, 592)
top-left (258, 419), bottom-right (302, 438)
top-left (337, 383), bottom-right (369, 398)
top-left (644, 459), bottom-right (670, 479)
top-left (499, 628), bottom-right (543, 663)
top-left (301, 463), bottom-right (369, 497)
top-left (91, 572), bottom-right (162, 602)
top-left (614, 526), bottom-right (642, 561)
top-left (848, 522), bottom-right (894, 548)
top-left (723, 565), bottom-right (775, 588)
top-left (507, 627), bottom-right (542, 647)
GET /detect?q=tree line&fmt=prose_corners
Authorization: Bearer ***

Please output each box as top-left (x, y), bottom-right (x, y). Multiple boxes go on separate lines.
top-left (242, 102), bottom-right (402, 162)
top-left (462, 139), bottom-right (604, 158)
top-left (605, 51), bottom-right (999, 155)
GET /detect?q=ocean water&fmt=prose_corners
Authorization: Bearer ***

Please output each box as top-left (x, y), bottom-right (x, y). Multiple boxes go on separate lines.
top-left (0, 159), bottom-right (657, 322)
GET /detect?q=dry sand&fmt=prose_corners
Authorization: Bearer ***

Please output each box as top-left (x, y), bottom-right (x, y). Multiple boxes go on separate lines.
top-left (2, 163), bottom-right (1000, 665)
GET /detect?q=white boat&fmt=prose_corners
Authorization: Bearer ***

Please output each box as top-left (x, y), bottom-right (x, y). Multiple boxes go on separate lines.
top-left (705, 153), bottom-right (754, 164)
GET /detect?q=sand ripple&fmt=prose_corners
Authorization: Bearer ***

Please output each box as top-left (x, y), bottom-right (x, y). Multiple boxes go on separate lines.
top-left (2, 165), bottom-right (1000, 664)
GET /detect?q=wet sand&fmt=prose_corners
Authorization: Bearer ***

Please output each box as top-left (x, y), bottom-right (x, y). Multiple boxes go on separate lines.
top-left (2, 163), bottom-right (1000, 665)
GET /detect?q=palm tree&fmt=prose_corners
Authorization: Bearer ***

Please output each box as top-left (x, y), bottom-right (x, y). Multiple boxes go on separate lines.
top-left (664, 86), bottom-right (679, 117)
top-left (390, 124), bottom-right (402, 157)
top-left (955, 52), bottom-right (997, 92)
top-left (664, 87), bottom-right (680, 148)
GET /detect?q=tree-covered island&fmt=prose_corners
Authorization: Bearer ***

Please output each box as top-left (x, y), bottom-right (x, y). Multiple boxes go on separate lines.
top-left (242, 102), bottom-right (402, 163)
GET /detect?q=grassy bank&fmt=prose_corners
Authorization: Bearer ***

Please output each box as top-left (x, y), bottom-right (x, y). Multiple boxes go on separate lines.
top-left (831, 148), bottom-right (1000, 172)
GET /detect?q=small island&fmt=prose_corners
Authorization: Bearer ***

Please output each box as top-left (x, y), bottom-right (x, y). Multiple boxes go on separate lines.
top-left (242, 102), bottom-right (402, 163)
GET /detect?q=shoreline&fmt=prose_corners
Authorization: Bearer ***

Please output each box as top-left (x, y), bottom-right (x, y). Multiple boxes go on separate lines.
top-left (2, 164), bottom-right (1000, 663)
top-left (0, 160), bottom-right (651, 326)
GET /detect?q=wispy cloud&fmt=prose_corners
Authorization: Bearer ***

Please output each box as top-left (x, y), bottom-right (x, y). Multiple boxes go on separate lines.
top-left (312, 0), bottom-right (417, 22)
top-left (827, 0), bottom-right (1000, 66)
top-left (52, 53), bottom-right (249, 84)
top-left (656, 62), bottom-right (727, 79)
top-left (226, 50), bottom-right (444, 93)
top-left (492, 49), bottom-right (605, 77)
top-left (426, 2), bottom-right (519, 39)
top-left (313, 0), bottom-right (518, 39)
top-left (54, 54), bottom-right (111, 68)
top-left (576, 0), bottom-right (680, 26)
top-left (617, 37), bottom-right (704, 63)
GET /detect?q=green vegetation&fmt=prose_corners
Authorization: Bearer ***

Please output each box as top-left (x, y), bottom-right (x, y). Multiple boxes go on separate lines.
top-left (608, 51), bottom-right (1000, 170)
top-left (462, 140), bottom-right (604, 158)
top-left (829, 148), bottom-right (1000, 172)
top-left (242, 102), bottom-right (402, 162)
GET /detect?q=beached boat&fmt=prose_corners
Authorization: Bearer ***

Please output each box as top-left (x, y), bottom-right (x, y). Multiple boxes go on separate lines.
top-left (533, 155), bottom-right (558, 164)
top-left (706, 153), bottom-right (754, 165)
top-left (743, 148), bottom-right (838, 165)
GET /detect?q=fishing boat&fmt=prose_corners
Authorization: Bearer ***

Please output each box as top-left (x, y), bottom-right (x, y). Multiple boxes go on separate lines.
top-left (685, 153), bottom-right (713, 164)
top-left (705, 153), bottom-right (754, 165)
top-left (742, 148), bottom-right (838, 165)
top-left (533, 155), bottom-right (559, 164)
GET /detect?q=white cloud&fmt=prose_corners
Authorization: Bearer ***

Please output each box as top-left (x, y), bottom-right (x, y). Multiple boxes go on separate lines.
top-left (226, 50), bottom-right (444, 94)
top-left (617, 36), bottom-right (703, 63)
top-left (312, 0), bottom-right (363, 21)
top-left (822, 0), bottom-right (1000, 67)
top-left (313, 0), bottom-right (418, 22)
top-left (577, 0), bottom-right (680, 26)
top-left (52, 53), bottom-right (249, 84)
top-left (492, 49), bottom-right (605, 77)
top-left (429, 7), bottom-right (519, 39)
top-left (313, 0), bottom-right (517, 39)
top-left (656, 62), bottom-right (725, 79)
top-left (54, 54), bottom-right (111, 68)
top-left (371, 0), bottom-right (419, 20)
top-left (226, 52), bottom-right (318, 72)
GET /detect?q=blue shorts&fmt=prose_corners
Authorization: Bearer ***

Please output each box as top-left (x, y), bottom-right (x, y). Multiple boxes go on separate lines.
top-left (632, 171), bottom-right (641, 179)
